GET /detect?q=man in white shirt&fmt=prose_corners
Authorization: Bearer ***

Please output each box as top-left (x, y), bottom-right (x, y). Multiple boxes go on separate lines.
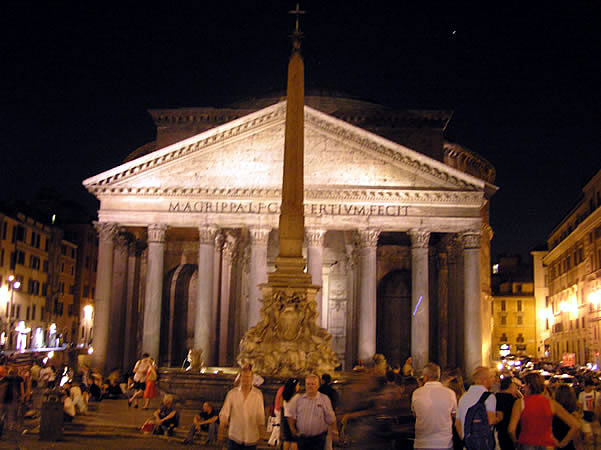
top-left (456, 366), bottom-right (502, 440)
top-left (219, 364), bottom-right (265, 449)
top-left (411, 362), bottom-right (457, 449)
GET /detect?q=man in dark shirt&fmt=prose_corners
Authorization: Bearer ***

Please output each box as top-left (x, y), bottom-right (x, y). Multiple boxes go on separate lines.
top-left (184, 401), bottom-right (219, 445)
top-left (318, 373), bottom-right (339, 450)
top-left (495, 376), bottom-right (522, 450)
top-left (318, 373), bottom-right (339, 410)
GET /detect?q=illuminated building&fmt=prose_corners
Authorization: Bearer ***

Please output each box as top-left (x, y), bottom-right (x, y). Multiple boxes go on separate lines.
top-left (63, 224), bottom-right (98, 346)
top-left (544, 169), bottom-right (601, 366)
top-left (0, 208), bottom-right (94, 350)
top-left (491, 256), bottom-right (536, 359)
top-left (84, 94), bottom-right (497, 374)
top-left (0, 211), bottom-right (51, 349)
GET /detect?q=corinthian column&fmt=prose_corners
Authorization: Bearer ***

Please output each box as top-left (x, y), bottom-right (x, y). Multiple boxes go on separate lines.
top-left (306, 228), bottom-right (326, 326)
top-left (195, 225), bottom-right (219, 358)
top-left (91, 222), bottom-right (119, 371)
top-left (219, 231), bottom-right (238, 366)
top-left (409, 229), bottom-right (430, 371)
top-left (357, 228), bottom-right (380, 361)
top-left (108, 232), bottom-right (130, 370)
top-left (142, 224), bottom-right (167, 361)
top-left (463, 231), bottom-right (482, 378)
top-left (248, 227), bottom-right (270, 330)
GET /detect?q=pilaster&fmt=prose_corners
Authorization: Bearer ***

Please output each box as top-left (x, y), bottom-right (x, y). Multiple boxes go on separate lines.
top-left (306, 228), bottom-right (326, 326)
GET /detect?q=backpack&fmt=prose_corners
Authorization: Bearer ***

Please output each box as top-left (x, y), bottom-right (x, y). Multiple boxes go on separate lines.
top-left (463, 392), bottom-right (495, 450)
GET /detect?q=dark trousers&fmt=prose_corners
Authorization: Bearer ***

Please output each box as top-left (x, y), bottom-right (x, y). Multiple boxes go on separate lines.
top-left (298, 432), bottom-right (327, 450)
top-left (227, 439), bottom-right (257, 450)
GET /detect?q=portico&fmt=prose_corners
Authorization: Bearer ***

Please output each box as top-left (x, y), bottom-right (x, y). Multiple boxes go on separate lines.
top-left (85, 99), bottom-right (495, 376)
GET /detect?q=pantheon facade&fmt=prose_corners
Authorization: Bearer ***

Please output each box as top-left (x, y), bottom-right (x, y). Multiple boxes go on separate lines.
top-left (84, 95), bottom-right (497, 375)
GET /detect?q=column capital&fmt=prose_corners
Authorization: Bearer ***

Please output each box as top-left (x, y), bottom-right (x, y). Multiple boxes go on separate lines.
top-left (215, 231), bottom-right (225, 249)
top-left (115, 232), bottom-right (132, 250)
top-left (358, 228), bottom-right (380, 249)
top-left (94, 222), bottom-right (120, 242)
top-left (148, 224), bottom-right (168, 244)
top-left (462, 230), bottom-right (481, 249)
top-left (408, 229), bottom-right (431, 249)
top-left (249, 226), bottom-right (271, 246)
top-left (222, 231), bottom-right (239, 262)
top-left (305, 228), bottom-right (326, 247)
top-left (198, 224), bottom-right (219, 245)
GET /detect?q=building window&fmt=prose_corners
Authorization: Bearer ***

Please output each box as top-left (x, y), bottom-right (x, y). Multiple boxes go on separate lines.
top-left (546, 318), bottom-right (549, 330)
top-left (500, 333), bottom-right (508, 342)
top-left (0, 248), bottom-right (3, 267)
top-left (517, 315), bottom-right (523, 325)
top-left (582, 317), bottom-right (585, 328)
top-left (16, 305), bottom-right (20, 319)
top-left (517, 300), bottom-right (522, 312)
top-left (501, 315), bottom-right (507, 325)
top-left (32, 305), bottom-right (36, 321)
top-left (26, 306), bottom-right (30, 320)
top-left (83, 286), bottom-right (89, 298)
top-left (516, 333), bottom-right (524, 343)
top-left (501, 300), bottom-right (506, 312)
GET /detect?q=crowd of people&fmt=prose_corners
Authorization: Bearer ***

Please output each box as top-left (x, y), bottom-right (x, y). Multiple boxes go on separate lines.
top-left (5, 349), bottom-right (601, 449)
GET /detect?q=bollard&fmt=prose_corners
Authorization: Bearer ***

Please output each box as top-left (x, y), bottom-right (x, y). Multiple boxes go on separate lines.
top-left (39, 389), bottom-right (64, 441)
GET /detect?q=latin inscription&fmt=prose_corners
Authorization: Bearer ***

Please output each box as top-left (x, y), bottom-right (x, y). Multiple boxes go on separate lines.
top-left (168, 201), bottom-right (406, 217)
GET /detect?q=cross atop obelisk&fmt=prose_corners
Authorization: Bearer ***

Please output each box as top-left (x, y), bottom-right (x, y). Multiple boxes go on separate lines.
top-left (237, 4), bottom-right (338, 376)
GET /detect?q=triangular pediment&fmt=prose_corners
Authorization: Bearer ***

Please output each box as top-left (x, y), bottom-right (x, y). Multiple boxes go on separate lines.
top-left (84, 101), bottom-right (487, 196)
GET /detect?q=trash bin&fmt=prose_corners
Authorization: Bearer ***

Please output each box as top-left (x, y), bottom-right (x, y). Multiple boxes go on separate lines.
top-left (39, 390), bottom-right (64, 441)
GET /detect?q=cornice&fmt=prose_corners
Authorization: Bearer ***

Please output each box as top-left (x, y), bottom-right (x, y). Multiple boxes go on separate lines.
top-left (88, 186), bottom-right (483, 206)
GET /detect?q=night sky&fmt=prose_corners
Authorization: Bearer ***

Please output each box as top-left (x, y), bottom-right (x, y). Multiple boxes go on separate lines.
top-left (1, 1), bottom-right (599, 260)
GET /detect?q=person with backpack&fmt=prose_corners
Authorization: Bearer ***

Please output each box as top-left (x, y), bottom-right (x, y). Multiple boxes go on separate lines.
top-left (455, 366), bottom-right (502, 450)
top-left (508, 372), bottom-right (580, 449)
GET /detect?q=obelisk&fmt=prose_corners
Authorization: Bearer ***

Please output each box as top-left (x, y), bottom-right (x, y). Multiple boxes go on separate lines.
top-left (237, 6), bottom-right (338, 377)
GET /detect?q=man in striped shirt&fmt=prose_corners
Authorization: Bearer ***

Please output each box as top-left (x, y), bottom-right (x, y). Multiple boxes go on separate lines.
top-left (287, 373), bottom-right (336, 450)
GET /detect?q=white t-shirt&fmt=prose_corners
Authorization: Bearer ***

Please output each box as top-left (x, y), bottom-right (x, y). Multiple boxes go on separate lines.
top-left (412, 381), bottom-right (457, 449)
top-left (579, 390), bottom-right (597, 412)
top-left (456, 385), bottom-right (496, 438)
top-left (133, 358), bottom-right (151, 382)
